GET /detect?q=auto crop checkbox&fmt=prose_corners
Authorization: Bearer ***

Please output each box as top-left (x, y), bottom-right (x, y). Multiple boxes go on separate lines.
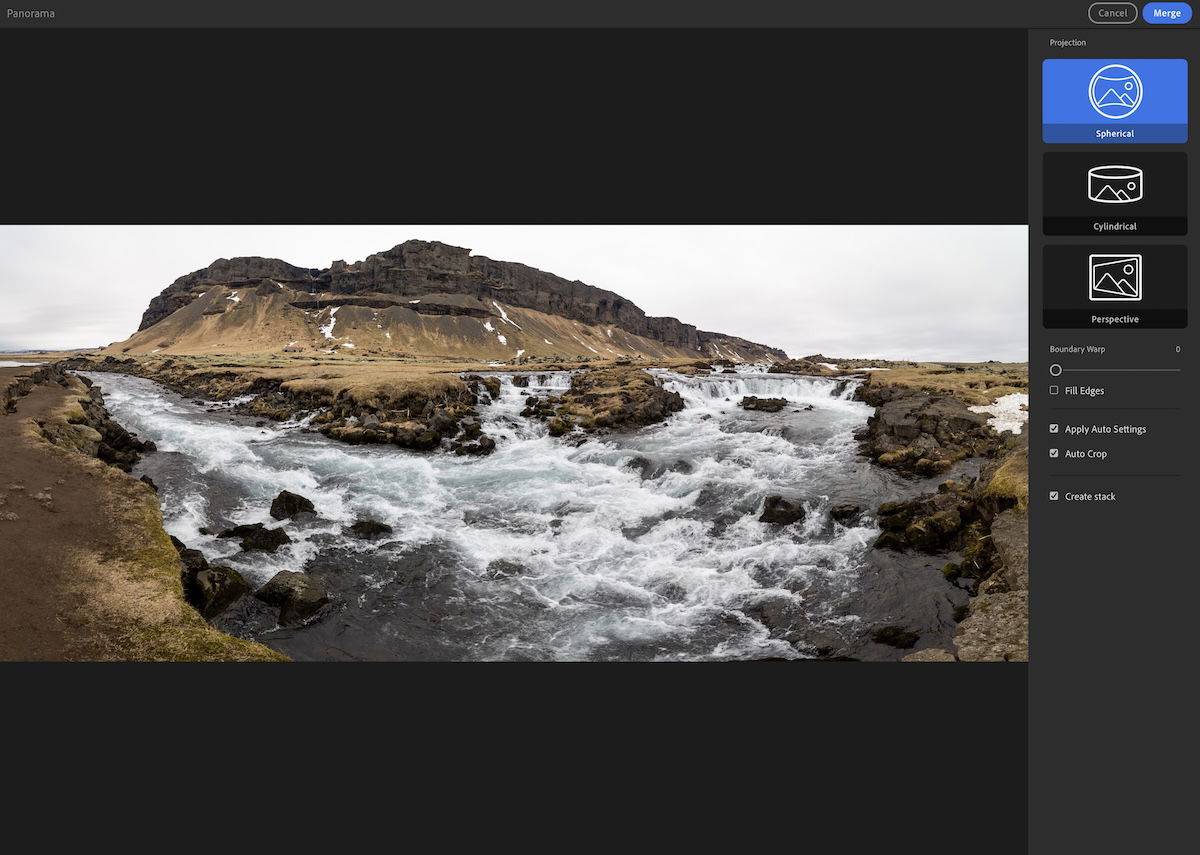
top-left (1049, 448), bottom-right (1060, 458)
top-left (1049, 385), bottom-right (1059, 395)
top-left (1049, 491), bottom-right (1060, 501)
top-left (1049, 423), bottom-right (1060, 433)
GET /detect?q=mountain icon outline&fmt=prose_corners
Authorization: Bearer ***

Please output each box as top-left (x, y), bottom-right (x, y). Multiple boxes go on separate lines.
top-left (1093, 271), bottom-right (1138, 296)
top-left (1095, 88), bottom-right (1137, 109)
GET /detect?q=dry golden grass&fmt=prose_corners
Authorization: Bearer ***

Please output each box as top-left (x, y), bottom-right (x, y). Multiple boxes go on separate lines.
top-left (21, 379), bottom-right (285, 661)
top-left (857, 362), bottom-right (1028, 406)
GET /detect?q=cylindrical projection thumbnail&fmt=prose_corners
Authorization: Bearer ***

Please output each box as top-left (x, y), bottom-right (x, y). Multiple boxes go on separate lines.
top-left (1088, 165), bottom-right (1144, 203)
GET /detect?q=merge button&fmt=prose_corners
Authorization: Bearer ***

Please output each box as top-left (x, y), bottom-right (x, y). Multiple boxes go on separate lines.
top-left (1143, 3), bottom-right (1192, 23)
top-left (1089, 2), bottom-right (1139, 22)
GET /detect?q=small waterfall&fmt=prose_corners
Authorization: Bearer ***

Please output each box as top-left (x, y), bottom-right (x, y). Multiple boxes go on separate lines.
top-left (472, 372), bottom-right (577, 442)
top-left (659, 372), bottom-right (860, 409)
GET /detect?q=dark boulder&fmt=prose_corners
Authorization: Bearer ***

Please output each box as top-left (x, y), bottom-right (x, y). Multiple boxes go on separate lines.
top-left (872, 626), bottom-right (920, 649)
top-left (217, 523), bottom-right (292, 553)
top-left (458, 418), bottom-right (482, 440)
top-left (872, 490), bottom-right (974, 553)
top-left (394, 427), bottom-right (441, 451)
top-left (485, 559), bottom-right (528, 579)
top-left (188, 564), bottom-right (250, 620)
top-left (740, 396), bottom-right (788, 413)
top-left (452, 434), bottom-right (497, 456)
top-left (172, 538), bottom-right (249, 619)
top-left (829, 504), bottom-right (862, 524)
top-left (346, 519), bottom-right (394, 539)
top-left (624, 456), bottom-right (663, 480)
top-left (254, 571), bottom-right (329, 625)
top-left (270, 490), bottom-right (316, 520)
top-left (759, 496), bottom-right (806, 525)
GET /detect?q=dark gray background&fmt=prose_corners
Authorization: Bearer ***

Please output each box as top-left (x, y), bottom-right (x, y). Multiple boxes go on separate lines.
top-left (1030, 25), bottom-right (1196, 855)
top-left (0, 0), bottom-right (1197, 28)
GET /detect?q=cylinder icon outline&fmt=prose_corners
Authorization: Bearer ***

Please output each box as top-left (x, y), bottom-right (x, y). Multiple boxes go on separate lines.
top-left (1087, 165), bottom-right (1144, 204)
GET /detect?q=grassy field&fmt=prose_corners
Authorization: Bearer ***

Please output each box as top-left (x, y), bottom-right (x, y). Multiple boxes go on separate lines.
top-left (851, 362), bottom-right (1028, 406)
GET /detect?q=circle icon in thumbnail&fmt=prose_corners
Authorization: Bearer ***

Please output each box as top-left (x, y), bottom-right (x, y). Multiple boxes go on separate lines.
top-left (1088, 64), bottom-right (1143, 119)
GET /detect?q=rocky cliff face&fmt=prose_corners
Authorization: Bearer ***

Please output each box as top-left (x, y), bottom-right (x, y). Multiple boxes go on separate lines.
top-left (138, 257), bottom-right (316, 331)
top-left (132, 240), bottom-right (786, 361)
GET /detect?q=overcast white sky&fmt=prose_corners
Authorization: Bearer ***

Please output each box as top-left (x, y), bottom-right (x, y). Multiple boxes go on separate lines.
top-left (0, 225), bottom-right (1026, 360)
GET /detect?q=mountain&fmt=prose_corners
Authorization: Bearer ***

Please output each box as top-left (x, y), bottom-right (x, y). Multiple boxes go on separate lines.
top-left (110, 241), bottom-right (788, 362)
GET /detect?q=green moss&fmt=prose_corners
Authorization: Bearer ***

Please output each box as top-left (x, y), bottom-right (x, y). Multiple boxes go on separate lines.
top-left (984, 445), bottom-right (1029, 511)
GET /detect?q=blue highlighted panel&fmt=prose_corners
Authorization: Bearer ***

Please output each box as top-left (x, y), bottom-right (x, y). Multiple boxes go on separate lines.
top-left (1043, 59), bottom-right (1188, 144)
top-left (1143, 3), bottom-right (1192, 23)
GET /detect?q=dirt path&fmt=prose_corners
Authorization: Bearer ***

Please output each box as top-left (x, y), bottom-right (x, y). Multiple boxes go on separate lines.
top-left (0, 367), bottom-right (283, 661)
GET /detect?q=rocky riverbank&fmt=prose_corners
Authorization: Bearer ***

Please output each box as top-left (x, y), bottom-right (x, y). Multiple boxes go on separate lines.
top-left (850, 365), bottom-right (1029, 662)
top-left (67, 355), bottom-right (692, 451)
top-left (61, 354), bottom-right (496, 454)
top-left (0, 363), bottom-right (283, 660)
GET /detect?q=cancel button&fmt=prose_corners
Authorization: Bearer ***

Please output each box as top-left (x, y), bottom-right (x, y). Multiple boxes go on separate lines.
top-left (1089, 2), bottom-right (1139, 21)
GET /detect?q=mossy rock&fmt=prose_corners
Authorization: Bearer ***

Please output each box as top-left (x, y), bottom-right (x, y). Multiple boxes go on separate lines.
top-left (929, 508), bottom-right (962, 537)
top-left (874, 531), bottom-right (908, 551)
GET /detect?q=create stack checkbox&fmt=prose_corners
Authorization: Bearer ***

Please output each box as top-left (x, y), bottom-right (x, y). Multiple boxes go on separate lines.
top-left (1049, 491), bottom-right (1060, 501)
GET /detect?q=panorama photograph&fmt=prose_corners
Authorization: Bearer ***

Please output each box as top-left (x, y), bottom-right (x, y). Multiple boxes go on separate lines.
top-left (0, 225), bottom-right (1028, 662)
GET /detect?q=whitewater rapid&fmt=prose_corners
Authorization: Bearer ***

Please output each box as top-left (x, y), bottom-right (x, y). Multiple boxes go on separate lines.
top-left (85, 367), bottom-right (966, 661)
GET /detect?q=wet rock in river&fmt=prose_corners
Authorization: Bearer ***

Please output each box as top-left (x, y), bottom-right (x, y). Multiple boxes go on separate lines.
top-left (523, 367), bottom-right (683, 435)
top-left (458, 418), bottom-right (482, 440)
top-left (270, 490), bottom-right (316, 520)
top-left (190, 564), bottom-right (251, 620)
top-left (872, 626), bottom-right (920, 649)
top-left (829, 504), bottom-right (862, 524)
top-left (217, 522), bottom-right (292, 553)
top-left (255, 571), bottom-right (329, 625)
top-left (759, 495), bottom-right (806, 526)
top-left (346, 519), bottom-right (394, 539)
top-left (464, 374), bottom-right (501, 400)
top-left (740, 396), bottom-right (789, 413)
top-left (484, 559), bottom-right (528, 579)
top-left (872, 489), bottom-right (976, 554)
top-left (451, 434), bottom-right (496, 456)
top-left (170, 537), bottom-right (249, 619)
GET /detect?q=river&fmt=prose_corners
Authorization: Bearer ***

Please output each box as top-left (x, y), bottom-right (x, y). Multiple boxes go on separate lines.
top-left (85, 367), bottom-right (974, 661)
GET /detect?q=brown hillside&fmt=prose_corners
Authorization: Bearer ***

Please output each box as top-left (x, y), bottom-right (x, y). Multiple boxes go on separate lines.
top-left (114, 241), bottom-right (786, 362)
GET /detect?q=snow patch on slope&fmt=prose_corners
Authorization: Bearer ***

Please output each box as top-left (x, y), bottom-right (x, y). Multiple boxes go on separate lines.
top-left (970, 393), bottom-right (1029, 435)
top-left (493, 301), bottom-right (522, 329)
top-left (320, 306), bottom-right (341, 340)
